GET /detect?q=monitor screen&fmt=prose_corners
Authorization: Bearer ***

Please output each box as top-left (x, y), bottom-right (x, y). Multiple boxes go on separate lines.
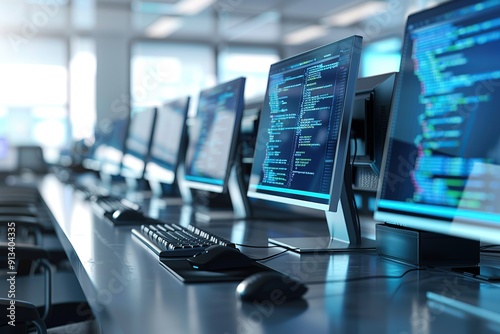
top-left (89, 117), bottom-right (129, 176)
top-left (121, 106), bottom-right (158, 180)
top-left (247, 36), bottom-right (362, 212)
top-left (144, 96), bottom-right (190, 185)
top-left (184, 77), bottom-right (246, 193)
top-left (374, 0), bottom-right (500, 244)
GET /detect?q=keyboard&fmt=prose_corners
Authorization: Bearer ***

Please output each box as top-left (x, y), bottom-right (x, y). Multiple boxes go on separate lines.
top-left (92, 196), bottom-right (140, 215)
top-left (73, 184), bottom-right (108, 200)
top-left (131, 222), bottom-right (236, 258)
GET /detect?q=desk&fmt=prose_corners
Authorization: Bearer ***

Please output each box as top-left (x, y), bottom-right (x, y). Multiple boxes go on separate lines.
top-left (39, 175), bottom-right (500, 334)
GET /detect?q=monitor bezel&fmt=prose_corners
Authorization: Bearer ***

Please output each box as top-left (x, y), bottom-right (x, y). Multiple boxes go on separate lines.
top-left (89, 117), bottom-right (130, 177)
top-left (120, 106), bottom-right (158, 180)
top-left (247, 35), bottom-right (363, 213)
top-left (183, 77), bottom-right (246, 194)
top-left (373, 0), bottom-right (500, 244)
top-left (144, 96), bottom-right (190, 185)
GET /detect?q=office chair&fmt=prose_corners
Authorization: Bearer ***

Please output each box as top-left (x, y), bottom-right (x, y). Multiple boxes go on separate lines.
top-left (0, 185), bottom-right (69, 270)
top-left (0, 186), bottom-right (95, 330)
top-left (0, 242), bottom-right (97, 330)
top-left (0, 298), bottom-right (99, 334)
top-left (16, 145), bottom-right (49, 175)
top-left (0, 298), bottom-right (47, 334)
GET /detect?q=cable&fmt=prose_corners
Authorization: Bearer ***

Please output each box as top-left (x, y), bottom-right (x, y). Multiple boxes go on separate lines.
top-left (481, 249), bottom-right (500, 254)
top-left (480, 244), bottom-right (500, 254)
top-left (347, 133), bottom-right (361, 232)
top-left (480, 244), bottom-right (500, 250)
top-left (306, 267), bottom-right (425, 285)
top-left (251, 249), bottom-right (292, 262)
top-left (351, 132), bottom-right (358, 167)
top-left (235, 243), bottom-right (283, 249)
top-left (235, 243), bottom-right (294, 265)
top-left (234, 242), bottom-right (293, 261)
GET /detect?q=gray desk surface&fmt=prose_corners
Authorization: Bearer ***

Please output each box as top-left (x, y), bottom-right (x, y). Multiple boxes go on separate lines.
top-left (39, 175), bottom-right (500, 334)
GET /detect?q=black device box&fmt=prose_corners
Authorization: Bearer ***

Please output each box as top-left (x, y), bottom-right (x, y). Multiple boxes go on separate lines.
top-left (376, 223), bottom-right (480, 267)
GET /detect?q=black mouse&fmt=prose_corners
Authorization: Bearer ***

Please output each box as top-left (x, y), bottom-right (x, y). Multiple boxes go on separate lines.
top-left (236, 272), bottom-right (308, 302)
top-left (111, 209), bottom-right (146, 223)
top-left (187, 245), bottom-right (254, 271)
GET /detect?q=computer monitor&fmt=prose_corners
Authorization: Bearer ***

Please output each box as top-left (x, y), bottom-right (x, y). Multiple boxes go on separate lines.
top-left (184, 77), bottom-right (250, 220)
top-left (351, 72), bottom-right (396, 213)
top-left (247, 35), bottom-right (374, 252)
top-left (374, 0), bottom-right (500, 269)
top-left (121, 106), bottom-right (158, 184)
top-left (89, 117), bottom-right (129, 179)
top-left (144, 96), bottom-right (191, 201)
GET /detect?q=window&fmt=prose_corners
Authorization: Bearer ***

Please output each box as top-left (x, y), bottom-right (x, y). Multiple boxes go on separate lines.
top-left (0, 37), bottom-right (68, 163)
top-left (70, 37), bottom-right (96, 141)
top-left (361, 37), bottom-right (401, 77)
top-left (218, 46), bottom-right (279, 100)
top-left (131, 41), bottom-right (216, 116)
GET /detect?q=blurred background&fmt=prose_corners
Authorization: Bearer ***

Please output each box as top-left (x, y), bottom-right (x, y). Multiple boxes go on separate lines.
top-left (0, 0), bottom-right (446, 164)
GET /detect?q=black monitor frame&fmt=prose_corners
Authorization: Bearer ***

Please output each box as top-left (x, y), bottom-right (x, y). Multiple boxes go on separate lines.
top-left (144, 96), bottom-right (192, 203)
top-left (351, 72), bottom-right (396, 189)
top-left (120, 106), bottom-right (158, 186)
top-left (247, 36), bottom-right (375, 252)
top-left (183, 77), bottom-right (250, 220)
top-left (89, 117), bottom-right (130, 184)
top-left (350, 72), bottom-right (397, 215)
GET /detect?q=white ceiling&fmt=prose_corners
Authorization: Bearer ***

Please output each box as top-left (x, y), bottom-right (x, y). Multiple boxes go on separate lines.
top-left (0, 0), bottom-right (446, 51)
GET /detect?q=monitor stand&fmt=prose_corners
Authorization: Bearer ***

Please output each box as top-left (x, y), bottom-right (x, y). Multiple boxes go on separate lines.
top-left (123, 176), bottom-right (154, 203)
top-left (269, 158), bottom-right (376, 252)
top-left (97, 171), bottom-right (128, 196)
top-left (98, 171), bottom-right (113, 191)
top-left (147, 163), bottom-right (193, 217)
top-left (194, 162), bottom-right (251, 223)
top-left (148, 162), bottom-right (193, 206)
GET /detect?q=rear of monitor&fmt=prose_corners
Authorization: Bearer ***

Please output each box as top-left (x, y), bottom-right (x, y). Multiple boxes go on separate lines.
top-left (374, 0), bottom-right (500, 275)
top-left (247, 35), bottom-right (375, 252)
top-left (351, 72), bottom-right (396, 214)
top-left (183, 77), bottom-right (250, 222)
top-left (351, 72), bottom-right (396, 190)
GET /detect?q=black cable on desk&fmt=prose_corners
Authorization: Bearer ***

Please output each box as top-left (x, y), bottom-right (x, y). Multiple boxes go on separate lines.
top-left (234, 243), bottom-right (294, 261)
top-left (235, 243), bottom-right (283, 249)
top-left (481, 250), bottom-right (500, 254)
top-left (480, 244), bottom-right (500, 253)
top-left (347, 133), bottom-right (362, 235)
top-left (252, 249), bottom-right (292, 262)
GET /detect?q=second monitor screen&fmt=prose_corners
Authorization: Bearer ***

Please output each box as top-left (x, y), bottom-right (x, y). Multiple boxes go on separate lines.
top-left (145, 96), bottom-right (190, 185)
top-left (248, 36), bottom-right (362, 211)
top-left (121, 106), bottom-right (157, 179)
top-left (184, 77), bottom-right (246, 193)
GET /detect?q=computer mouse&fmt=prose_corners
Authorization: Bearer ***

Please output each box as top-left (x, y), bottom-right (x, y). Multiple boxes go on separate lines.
top-left (236, 272), bottom-right (308, 303)
top-left (111, 209), bottom-right (146, 223)
top-left (187, 245), bottom-right (254, 271)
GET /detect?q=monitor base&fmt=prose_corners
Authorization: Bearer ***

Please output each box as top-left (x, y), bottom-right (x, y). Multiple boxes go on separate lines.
top-left (147, 196), bottom-right (185, 219)
top-left (194, 209), bottom-right (245, 223)
top-left (376, 223), bottom-right (480, 267)
top-left (149, 196), bottom-right (185, 208)
top-left (269, 236), bottom-right (376, 253)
